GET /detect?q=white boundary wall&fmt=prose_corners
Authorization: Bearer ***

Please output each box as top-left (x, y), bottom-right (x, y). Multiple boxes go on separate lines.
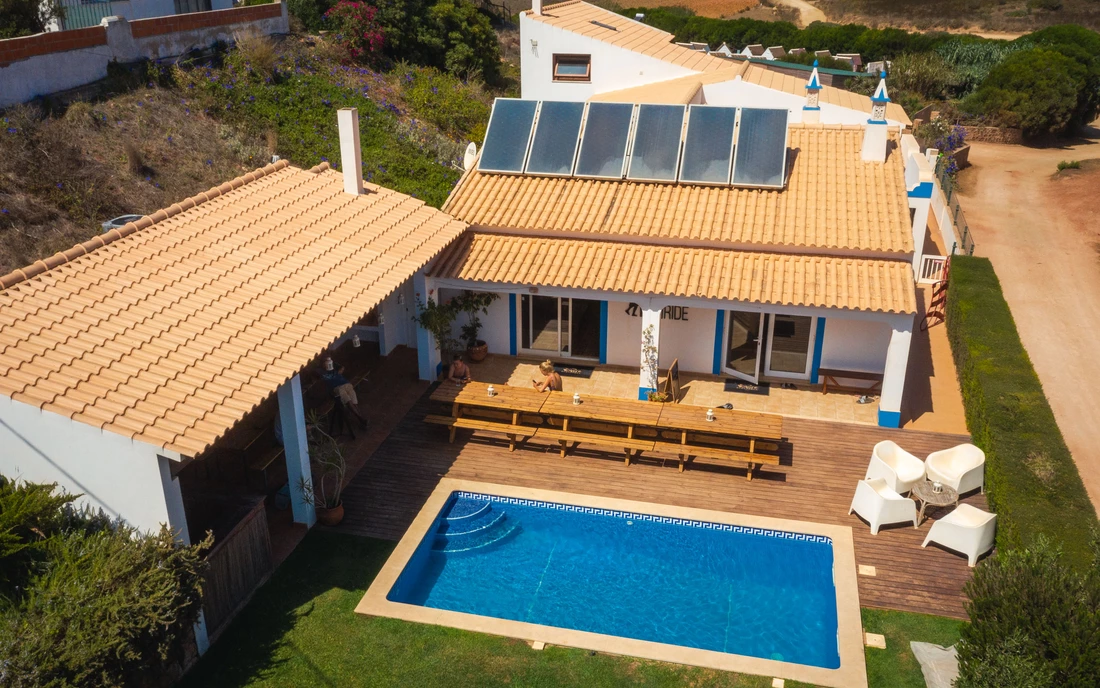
top-left (0, 2), bottom-right (287, 108)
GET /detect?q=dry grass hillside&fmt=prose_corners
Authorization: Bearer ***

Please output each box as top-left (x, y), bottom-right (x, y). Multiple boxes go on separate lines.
top-left (814, 0), bottom-right (1100, 32)
top-left (0, 91), bottom-right (271, 275)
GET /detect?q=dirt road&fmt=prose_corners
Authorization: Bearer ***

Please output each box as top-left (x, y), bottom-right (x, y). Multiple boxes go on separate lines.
top-left (958, 131), bottom-right (1100, 510)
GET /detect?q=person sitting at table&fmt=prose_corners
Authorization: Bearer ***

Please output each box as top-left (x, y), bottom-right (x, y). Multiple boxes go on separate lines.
top-left (532, 360), bottom-right (562, 393)
top-left (448, 354), bottom-right (471, 384)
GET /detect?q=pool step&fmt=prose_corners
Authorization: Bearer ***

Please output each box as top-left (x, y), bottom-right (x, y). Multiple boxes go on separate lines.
top-left (433, 508), bottom-right (517, 553)
top-left (437, 504), bottom-right (498, 535)
top-left (443, 499), bottom-right (491, 522)
top-left (434, 522), bottom-right (519, 553)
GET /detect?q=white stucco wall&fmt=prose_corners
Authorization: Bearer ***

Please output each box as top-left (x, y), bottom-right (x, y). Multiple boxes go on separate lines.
top-left (439, 288), bottom-right (512, 357)
top-left (0, 395), bottom-right (187, 539)
top-left (653, 305), bottom-right (715, 374)
top-left (604, 298), bottom-right (641, 366)
top-left (818, 317), bottom-right (892, 373)
top-left (520, 14), bottom-right (698, 101)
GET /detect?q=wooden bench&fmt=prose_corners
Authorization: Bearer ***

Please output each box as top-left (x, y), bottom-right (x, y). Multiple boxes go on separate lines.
top-left (653, 441), bottom-right (780, 479)
top-left (819, 368), bottom-right (884, 395)
top-left (424, 414), bottom-right (536, 451)
top-left (533, 427), bottom-right (655, 463)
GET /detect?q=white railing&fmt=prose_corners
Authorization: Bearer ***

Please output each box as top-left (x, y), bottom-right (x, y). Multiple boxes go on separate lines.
top-left (918, 255), bottom-right (948, 284)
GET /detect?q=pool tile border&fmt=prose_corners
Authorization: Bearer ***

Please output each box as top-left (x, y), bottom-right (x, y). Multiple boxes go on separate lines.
top-left (357, 479), bottom-right (867, 688)
top-left (454, 491), bottom-right (834, 545)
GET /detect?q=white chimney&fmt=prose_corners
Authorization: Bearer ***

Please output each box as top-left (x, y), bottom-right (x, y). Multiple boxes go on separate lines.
top-left (861, 72), bottom-right (890, 163)
top-left (337, 108), bottom-right (364, 195)
top-left (532, 0), bottom-right (542, 15)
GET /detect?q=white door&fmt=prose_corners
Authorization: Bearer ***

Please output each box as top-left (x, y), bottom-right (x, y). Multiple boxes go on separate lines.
top-left (723, 310), bottom-right (764, 383)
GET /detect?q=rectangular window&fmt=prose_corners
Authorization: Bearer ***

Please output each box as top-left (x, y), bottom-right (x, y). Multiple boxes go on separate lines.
top-left (553, 54), bottom-right (591, 82)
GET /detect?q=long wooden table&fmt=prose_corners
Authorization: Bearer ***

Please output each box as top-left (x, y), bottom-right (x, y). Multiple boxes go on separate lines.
top-left (655, 404), bottom-right (784, 479)
top-left (538, 391), bottom-right (664, 463)
top-left (426, 383), bottom-right (785, 475)
top-left (427, 382), bottom-right (546, 450)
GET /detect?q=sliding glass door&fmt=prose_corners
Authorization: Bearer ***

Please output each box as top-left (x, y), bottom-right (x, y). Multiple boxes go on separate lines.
top-left (519, 295), bottom-right (601, 359)
top-left (763, 314), bottom-right (817, 379)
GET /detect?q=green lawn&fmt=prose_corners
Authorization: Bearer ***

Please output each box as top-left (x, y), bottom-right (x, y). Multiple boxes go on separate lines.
top-left (184, 531), bottom-right (962, 688)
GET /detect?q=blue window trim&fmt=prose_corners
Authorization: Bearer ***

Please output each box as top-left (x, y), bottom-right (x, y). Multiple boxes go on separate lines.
top-left (599, 301), bottom-right (608, 364)
top-left (508, 294), bottom-right (517, 356)
top-left (712, 310), bottom-right (725, 375)
top-left (810, 317), bottom-right (826, 384)
top-left (878, 409), bottom-right (901, 428)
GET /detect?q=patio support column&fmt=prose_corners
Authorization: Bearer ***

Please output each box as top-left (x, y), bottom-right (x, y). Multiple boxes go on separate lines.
top-left (878, 319), bottom-right (913, 428)
top-left (277, 375), bottom-right (316, 528)
top-left (413, 271), bottom-right (440, 381)
top-left (638, 305), bottom-right (661, 400)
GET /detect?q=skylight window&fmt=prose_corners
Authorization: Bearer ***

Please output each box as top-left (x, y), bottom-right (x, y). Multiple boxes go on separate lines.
top-left (553, 55), bottom-right (591, 82)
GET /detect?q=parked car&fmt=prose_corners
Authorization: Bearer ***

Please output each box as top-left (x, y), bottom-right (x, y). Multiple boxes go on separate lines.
top-left (101, 214), bottom-right (143, 232)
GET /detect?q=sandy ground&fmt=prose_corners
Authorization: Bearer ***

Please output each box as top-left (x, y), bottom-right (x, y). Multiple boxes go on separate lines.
top-left (774, 0), bottom-right (826, 26)
top-left (957, 128), bottom-right (1100, 510)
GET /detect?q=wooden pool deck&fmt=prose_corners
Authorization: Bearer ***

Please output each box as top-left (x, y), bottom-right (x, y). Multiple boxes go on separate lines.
top-left (337, 387), bottom-right (982, 620)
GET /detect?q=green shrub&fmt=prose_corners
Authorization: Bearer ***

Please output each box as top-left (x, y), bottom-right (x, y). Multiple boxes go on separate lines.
top-left (288, 0), bottom-right (336, 32)
top-left (1026, 0), bottom-right (1063, 10)
top-left (964, 48), bottom-right (1084, 136)
top-left (0, 478), bottom-right (211, 687)
top-left (173, 52), bottom-right (463, 207)
top-left (946, 256), bottom-right (1097, 569)
top-left (1057, 159), bottom-right (1080, 170)
top-left (372, 0), bottom-right (502, 83)
top-left (400, 65), bottom-right (491, 142)
top-left (889, 52), bottom-right (958, 100)
top-left (956, 538), bottom-right (1100, 688)
top-left (0, 0), bottom-right (59, 39)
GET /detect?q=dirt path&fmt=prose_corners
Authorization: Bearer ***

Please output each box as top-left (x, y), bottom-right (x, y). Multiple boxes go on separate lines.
top-left (773, 0), bottom-right (826, 26)
top-left (957, 130), bottom-right (1100, 510)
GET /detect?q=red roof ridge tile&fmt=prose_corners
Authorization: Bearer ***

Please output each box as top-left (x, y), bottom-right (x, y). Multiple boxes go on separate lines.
top-left (0, 159), bottom-right (292, 291)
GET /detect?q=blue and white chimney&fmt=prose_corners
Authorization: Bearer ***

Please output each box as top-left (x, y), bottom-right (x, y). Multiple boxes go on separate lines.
top-left (803, 60), bottom-right (822, 124)
top-left (861, 71), bottom-right (890, 162)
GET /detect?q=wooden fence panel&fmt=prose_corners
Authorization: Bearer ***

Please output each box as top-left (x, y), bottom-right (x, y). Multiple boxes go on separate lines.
top-left (201, 498), bottom-right (273, 637)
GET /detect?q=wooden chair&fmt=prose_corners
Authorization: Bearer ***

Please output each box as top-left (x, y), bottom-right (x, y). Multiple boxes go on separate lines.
top-left (659, 358), bottom-right (681, 403)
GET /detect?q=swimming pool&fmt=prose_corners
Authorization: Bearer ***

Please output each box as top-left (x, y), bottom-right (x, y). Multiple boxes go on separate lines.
top-left (359, 480), bottom-right (866, 688)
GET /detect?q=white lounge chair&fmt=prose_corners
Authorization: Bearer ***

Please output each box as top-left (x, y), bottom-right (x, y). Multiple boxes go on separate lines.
top-left (848, 478), bottom-right (918, 534)
top-left (866, 440), bottom-right (926, 494)
top-left (922, 504), bottom-right (996, 567)
top-left (926, 444), bottom-right (985, 495)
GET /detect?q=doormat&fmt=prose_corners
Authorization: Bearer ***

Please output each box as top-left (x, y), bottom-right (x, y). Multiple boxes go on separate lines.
top-left (723, 379), bottom-right (770, 395)
top-left (555, 363), bottom-right (595, 379)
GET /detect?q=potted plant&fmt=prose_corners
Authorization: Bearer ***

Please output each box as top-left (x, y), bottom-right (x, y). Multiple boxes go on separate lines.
top-left (452, 291), bottom-right (500, 362)
top-left (412, 295), bottom-right (460, 376)
top-left (296, 414), bottom-right (347, 526)
top-left (647, 390), bottom-right (672, 403)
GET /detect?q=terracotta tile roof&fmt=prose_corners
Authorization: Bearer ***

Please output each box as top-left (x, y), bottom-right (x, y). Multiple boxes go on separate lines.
top-left (523, 1), bottom-right (730, 72)
top-left (430, 232), bottom-right (917, 314)
top-left (590, 63), bottom-right (911, 125)
top-left (0, 162), bottom-right (467, 456)
top-left (445, 125), bottom-right (913, 255)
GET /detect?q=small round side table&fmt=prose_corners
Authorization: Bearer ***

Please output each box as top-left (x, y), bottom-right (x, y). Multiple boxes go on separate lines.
top-left (911, 480), bottom-right (959, 526)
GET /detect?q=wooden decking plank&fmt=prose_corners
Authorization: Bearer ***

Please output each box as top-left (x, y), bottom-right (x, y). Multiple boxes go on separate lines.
top-left (337, 388), bottom-right (981, 619)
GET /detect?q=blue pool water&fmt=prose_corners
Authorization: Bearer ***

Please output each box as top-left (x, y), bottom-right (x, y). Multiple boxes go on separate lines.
top-left (388, 492), bottom-right (840, 669)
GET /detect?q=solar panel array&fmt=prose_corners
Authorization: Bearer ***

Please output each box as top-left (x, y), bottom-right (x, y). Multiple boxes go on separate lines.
top-left (478, 98), bottom-right (790, 189)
